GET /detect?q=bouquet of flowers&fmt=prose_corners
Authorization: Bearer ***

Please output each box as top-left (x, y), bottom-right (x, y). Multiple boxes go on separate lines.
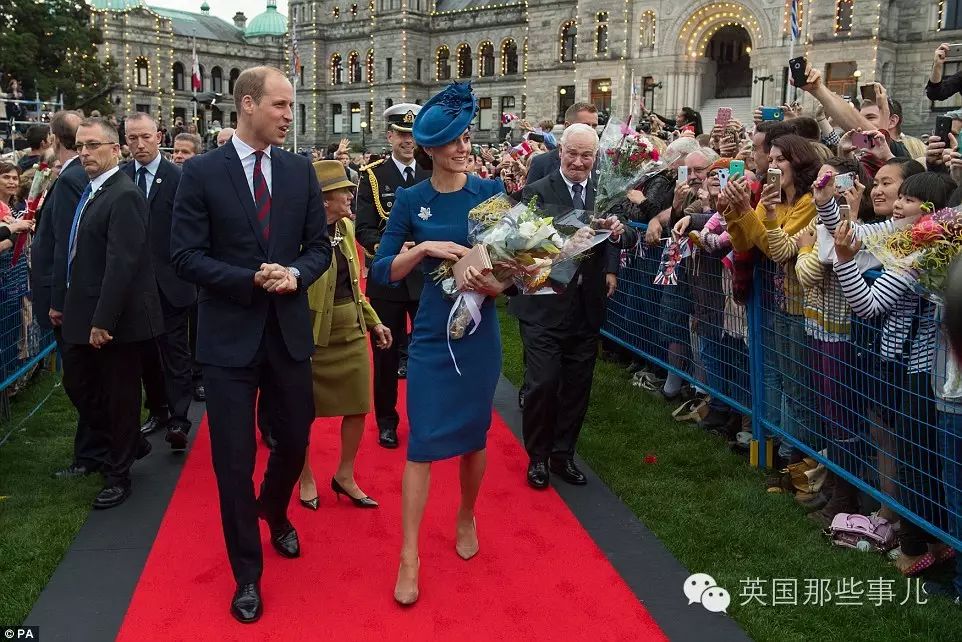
top-left (595, 116), bottom-right (663, 215)
top-left (432, 194), bottom-right (611, 372)
top-left (861, 207), bottom-right (962, 302)
top-left (10, 162), bottom-right (55, 266)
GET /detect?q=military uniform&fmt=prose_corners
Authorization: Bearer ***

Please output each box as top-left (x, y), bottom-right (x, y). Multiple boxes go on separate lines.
top-left (355, 103), bottom-right (430, 447)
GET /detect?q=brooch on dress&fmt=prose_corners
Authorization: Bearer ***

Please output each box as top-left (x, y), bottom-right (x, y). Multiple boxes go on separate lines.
top-left (418, 207), bottom-right (432, 221)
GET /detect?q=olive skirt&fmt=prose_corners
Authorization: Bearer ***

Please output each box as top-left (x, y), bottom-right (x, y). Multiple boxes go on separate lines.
top-left (311, 301), bottom-right (371, 417)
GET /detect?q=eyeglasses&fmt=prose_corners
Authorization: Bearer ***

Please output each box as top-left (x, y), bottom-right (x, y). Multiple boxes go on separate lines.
top-left (75, 142), bottom-right (113, 151)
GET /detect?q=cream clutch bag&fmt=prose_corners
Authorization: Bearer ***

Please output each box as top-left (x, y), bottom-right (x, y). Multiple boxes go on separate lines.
top-left (453, 245), bottom-right (493, 290)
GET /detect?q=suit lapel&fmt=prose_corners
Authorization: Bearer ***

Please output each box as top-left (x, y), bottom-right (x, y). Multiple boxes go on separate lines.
top-left (147, 160), bottom-right (167, 207)
top-left (267, 147), bottom-right (285, 258)
top-left (585, 179), bottom-right (596, 211)
top-left (224, 146), bottom-right (268, 255)
top-left (550, 172), bottom-right (574, 208)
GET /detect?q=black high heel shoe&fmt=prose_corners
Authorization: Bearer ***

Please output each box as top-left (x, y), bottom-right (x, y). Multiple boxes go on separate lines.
top-left (331, 477), bottom-right (378, 508)
top-left (299, 482), bottom-right (319, 511)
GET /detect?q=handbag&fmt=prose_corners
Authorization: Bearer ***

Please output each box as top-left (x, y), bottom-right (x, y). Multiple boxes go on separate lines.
top-left (826, 513), bottom-right (896, 552)
top-left (784, 456), bottom-right (827, 494)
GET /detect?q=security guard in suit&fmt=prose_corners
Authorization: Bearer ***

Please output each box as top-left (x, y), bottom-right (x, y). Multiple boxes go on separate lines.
top-left (355, 103), bottom-right (430, 448)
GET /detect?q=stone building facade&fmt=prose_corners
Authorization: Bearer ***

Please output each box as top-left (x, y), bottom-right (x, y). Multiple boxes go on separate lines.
top-left (89, 0), bottom-right (962, 147)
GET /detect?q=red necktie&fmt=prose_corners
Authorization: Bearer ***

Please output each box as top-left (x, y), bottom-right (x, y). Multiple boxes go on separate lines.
top-left (252, 150), bottom-right (271, 239)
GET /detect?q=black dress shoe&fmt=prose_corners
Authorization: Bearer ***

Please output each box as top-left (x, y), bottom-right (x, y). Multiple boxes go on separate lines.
top-left (378, 426), bottom-right (399, 449)
top-left (135, 437), bottom-right (152, 460)
top-left (256, 507), bottom-right (300, 558)
top-left (527, 460), bottom-right (549, 489)
top-left (93, 484), bottom-right (131, 509)
top-left (230, 582), bottom-right (262, 623)
top-left (52, 464), bottom-right (97, 479)
top-left (550, 458), bottom-right (587, 486)
top-left (397, 359), bottom-right (408, 379)
top-left (193, 384), bottom-right (207, 402)
top-left (140, 415), bottom-right (168, 436)
top-left (166, 422), bottom-right (190, 451)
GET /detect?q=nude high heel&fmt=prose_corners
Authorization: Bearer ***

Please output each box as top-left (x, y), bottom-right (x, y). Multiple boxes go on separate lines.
top-left (394, 557), bottom-right (420, 606)
top-left (455, 517), bottom-right (479, 560)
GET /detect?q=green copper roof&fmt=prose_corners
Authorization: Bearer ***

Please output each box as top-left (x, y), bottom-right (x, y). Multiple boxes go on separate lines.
top-left (245, 1), bottom-right (287, 37)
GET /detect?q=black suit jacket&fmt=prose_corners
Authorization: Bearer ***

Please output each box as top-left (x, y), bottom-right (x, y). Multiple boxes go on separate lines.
top-left (170, 142), bottom-right (331, 368)
top-left (61, 170), bottom-right (163, 345)
top-left (508, 170), bottom-right (633, 332)
top-left (354, 157), bottom-right (429, 302)
top-left (525, 148), bottom-right (561, 186)
top-left (32, 158), bottom-right (87, 328)
top-left (121, 158), bottom-right (196, 308)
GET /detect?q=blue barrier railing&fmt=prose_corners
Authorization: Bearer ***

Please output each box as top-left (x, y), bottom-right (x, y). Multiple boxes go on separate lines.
top-left (1, 247), bottom-right (55, 408)
top-left (604, 221), bottom-right (962, 551)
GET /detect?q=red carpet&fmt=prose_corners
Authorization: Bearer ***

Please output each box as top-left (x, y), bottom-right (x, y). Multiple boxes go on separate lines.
top-left (117, 389), bottom-right (666, 641)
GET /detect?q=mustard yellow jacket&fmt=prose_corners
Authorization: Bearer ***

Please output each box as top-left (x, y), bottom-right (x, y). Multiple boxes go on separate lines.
top-left (306, 219), bottom-right (381, 347)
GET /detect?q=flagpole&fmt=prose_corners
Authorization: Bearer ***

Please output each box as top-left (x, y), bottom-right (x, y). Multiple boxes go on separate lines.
top-left (192, 33), bottom-right (198, 136)
top-left (789, 0), bottom-right (798, 103)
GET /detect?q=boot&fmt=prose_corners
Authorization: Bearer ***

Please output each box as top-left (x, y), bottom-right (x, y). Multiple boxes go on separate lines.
top-left (809, 472), bottom-right (860, 527)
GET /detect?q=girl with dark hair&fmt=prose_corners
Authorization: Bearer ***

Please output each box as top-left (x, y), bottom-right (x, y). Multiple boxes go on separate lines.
top-left (722, 134), bottom-right (819, 460)
top-left (833, 172), bottom-right (956, 576)
top-left (675, 107), bottom-right (703, 136)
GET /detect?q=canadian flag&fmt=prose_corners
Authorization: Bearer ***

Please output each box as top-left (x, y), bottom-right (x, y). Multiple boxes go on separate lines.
top-left (191, 40), bottom-right (201, 92)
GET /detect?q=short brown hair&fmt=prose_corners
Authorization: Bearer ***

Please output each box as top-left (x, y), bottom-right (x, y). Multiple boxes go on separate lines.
top-left (174, 132), bottom-right (203, 154)
top-left (125, 111), bottom-right (158, 130)
top-left (233, 66), bottom-right (285, 112)
top-left (77, 117), bottom-right (119, 144)
top-left (49, 110), bottom-right (81, 152)
top-left (564, 102), bottom-right (597, 124)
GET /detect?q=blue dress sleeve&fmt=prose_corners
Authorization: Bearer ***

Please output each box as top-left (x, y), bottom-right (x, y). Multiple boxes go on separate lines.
top-left (370, 186), bottom-right (412, 287)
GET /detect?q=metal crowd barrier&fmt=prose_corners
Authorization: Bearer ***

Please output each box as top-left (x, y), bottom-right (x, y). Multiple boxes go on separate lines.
top-left (603, 221), bottom-right (962, 551)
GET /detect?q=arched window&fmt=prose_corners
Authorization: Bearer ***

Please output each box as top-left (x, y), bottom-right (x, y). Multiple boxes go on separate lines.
top-left (639, 11), bottom-right (656, 50)
top-left (456, 44), bottom-right (472, 78)
top-left (560, 21), bottom-right (577, 63)
top-left (596, 12), bottom-right (608, 56)
top-left (479, 41), bottom-right (495, 77)
top-left (211, 66), bottom-right (223, 93)
top-left (348, 51), bottom-right (361, 83)
top-left (366, 49), bottom-right (375, 83)
top-left (136, 57), bottom-right (149, 87)
top-left (331, 53), bottom-right (343, 85)
top-left (198, 65), bottom-right (206, 91)
top-left (436, 45), bottom-right (451, 80)
top-left (835, 0), bottom-right (853, 33)
top-left (172, 62), bottom-right (185, 91)
top-left (501, 39), bottom-right (519, 75)
top-left (229, 68), bottom-right (240, 94)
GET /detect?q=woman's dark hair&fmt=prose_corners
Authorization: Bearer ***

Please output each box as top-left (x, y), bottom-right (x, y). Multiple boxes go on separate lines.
top-left (898, 172), bottom-right (956, 211)
top-left (792, 117), bottom-right (821, 141)
top-left (0, 161), bottom-right (20, 205)
top-left (883, 157), bottom-right (925, 180)
top-left (948, 185), bottom-right (962, 208)
top-left (769, 134), bottom-right (820, 200)
top-left (825, 156), bottom-right (875, 221)
top-left (679, 107), bottom-right (703, 136)
top-left (414, 145), bottom-right (433, 172)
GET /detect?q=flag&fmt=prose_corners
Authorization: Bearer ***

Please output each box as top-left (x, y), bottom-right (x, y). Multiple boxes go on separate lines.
top-left (790, 0), bottom-right (800, 41)
top-left (501, 112), bottom-right (518, 125)
top-left (290, 18), bottom-right (301, 82)
top-left (191, 38), bottom-right (201, 92)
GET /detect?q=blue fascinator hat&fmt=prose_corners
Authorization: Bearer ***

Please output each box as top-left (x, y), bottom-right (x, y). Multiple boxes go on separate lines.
top-left (412, 82), bottom-right (478, 148)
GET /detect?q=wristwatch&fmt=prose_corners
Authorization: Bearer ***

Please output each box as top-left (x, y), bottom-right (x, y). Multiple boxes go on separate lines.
top-left (286, 266), bottom-right (301, 291)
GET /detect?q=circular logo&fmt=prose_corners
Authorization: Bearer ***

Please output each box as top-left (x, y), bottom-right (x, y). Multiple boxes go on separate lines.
top-left (5, 629), bottom-right (15, 639)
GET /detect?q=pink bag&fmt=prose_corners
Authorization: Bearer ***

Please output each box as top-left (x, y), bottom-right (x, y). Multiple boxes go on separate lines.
top-left (827, 513), bottom-right (896, 552)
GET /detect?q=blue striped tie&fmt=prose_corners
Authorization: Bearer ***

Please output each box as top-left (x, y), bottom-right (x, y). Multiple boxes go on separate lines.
top-left (252, 150), bottom-right (271, 239)
top-left (66, 183), bottom-right (93, 285)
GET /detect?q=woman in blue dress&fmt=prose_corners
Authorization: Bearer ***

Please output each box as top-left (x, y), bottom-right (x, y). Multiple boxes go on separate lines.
top-left (370, 83), bottom-right (509, 605)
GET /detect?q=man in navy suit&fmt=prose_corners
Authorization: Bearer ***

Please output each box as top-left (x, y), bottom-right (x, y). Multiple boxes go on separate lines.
top-left (122, 113), bottom-right (196, 450)
top-left (525, 102), bottom-right (599, 185)
top-left (30, 110), bottom-right (110, 479)
top-left (171, 66), bottom-right (330, 623)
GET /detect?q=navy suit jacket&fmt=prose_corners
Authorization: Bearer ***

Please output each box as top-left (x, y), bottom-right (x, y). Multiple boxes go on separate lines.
top-left (170, 142), bottom-right (331, 367)
top-left (121, 158), bottom-right (196, 308)
top-left (31, 158), bottom-right (88, 327)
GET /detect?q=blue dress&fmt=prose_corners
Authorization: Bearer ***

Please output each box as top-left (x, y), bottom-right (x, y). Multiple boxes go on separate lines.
top-left (371, 175), bottom-right (505, 462)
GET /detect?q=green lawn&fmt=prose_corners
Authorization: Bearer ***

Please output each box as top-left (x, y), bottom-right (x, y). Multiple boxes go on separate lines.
top-left (0, 370), bottom-right (99, 625)
top-left (499, 308), bottom-right (962, 642)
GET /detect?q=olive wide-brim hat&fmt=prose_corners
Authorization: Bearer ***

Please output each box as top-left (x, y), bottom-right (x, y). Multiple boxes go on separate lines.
top-left (413, 82), bottom-right (478, 148)
top-left (313, 160), bottom-right (356, 192)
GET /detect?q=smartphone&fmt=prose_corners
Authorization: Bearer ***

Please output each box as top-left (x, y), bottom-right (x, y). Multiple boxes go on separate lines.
top-left (715, 107), bottom-right (732, 126)
top-left (472, 144), bottom-right (481, 155)
top-left (760, 106), bottom-right (784, 121)
top-left (789, 56), bottom-right (808, 88)
top-left (851, 132), bottom-right (874, 149)
top-left (716, 168), bottom-right (730, 190)
top-left (834, 172), bottom-right (855, 191)
top-left (838, 204), bottom-right (852, 222)
top-left (949, 43), bottom-right (962, 59)
top-left (729, 160), bottom-right (745, 180)
top-left (766, 168), bottom-right (782, 202)
top-left (677, 166), bottom-right (689, 183)
top-left (859, 84), bottom-right (877, 102)
top-left (935, 116), bottom-right (953, 141)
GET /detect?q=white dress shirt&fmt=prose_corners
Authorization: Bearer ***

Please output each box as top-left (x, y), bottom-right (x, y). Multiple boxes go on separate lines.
top-left (560, 171), bottom-right (589, 206)
top-left (133, 152), bottom-right (162, 199)
top-left (232, 134), bottom-right (272, 201)
top-left (392, 154), bottom-right (417, 181)
top-left (60, 155), bottom-right (79, 172)
top-left (88, 165), bottom-right (121, 197)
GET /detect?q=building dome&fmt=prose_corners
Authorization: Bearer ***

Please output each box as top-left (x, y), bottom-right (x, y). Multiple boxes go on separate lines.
top-left (89, 0), bottom-right (144, 10)
top-left (245, 1), bottom-right (287, 37)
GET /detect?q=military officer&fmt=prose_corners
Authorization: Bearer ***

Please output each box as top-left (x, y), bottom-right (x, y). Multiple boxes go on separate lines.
top-left (355, 103), bottom-right (430, 449)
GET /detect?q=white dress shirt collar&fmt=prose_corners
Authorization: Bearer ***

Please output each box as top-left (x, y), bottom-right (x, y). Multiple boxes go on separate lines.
top-left (135, 152), bottom-right (162, 176)
top-left (61, 155), bottom-right (79, 171)
top-left (232, 134), bottom-right (272, 160)
top-left (89, 165), bottom-right (121, 195)
top-left (560, 171), bottom-right (588, 203)
top-left (392, 154), bottom-right (416, 178)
